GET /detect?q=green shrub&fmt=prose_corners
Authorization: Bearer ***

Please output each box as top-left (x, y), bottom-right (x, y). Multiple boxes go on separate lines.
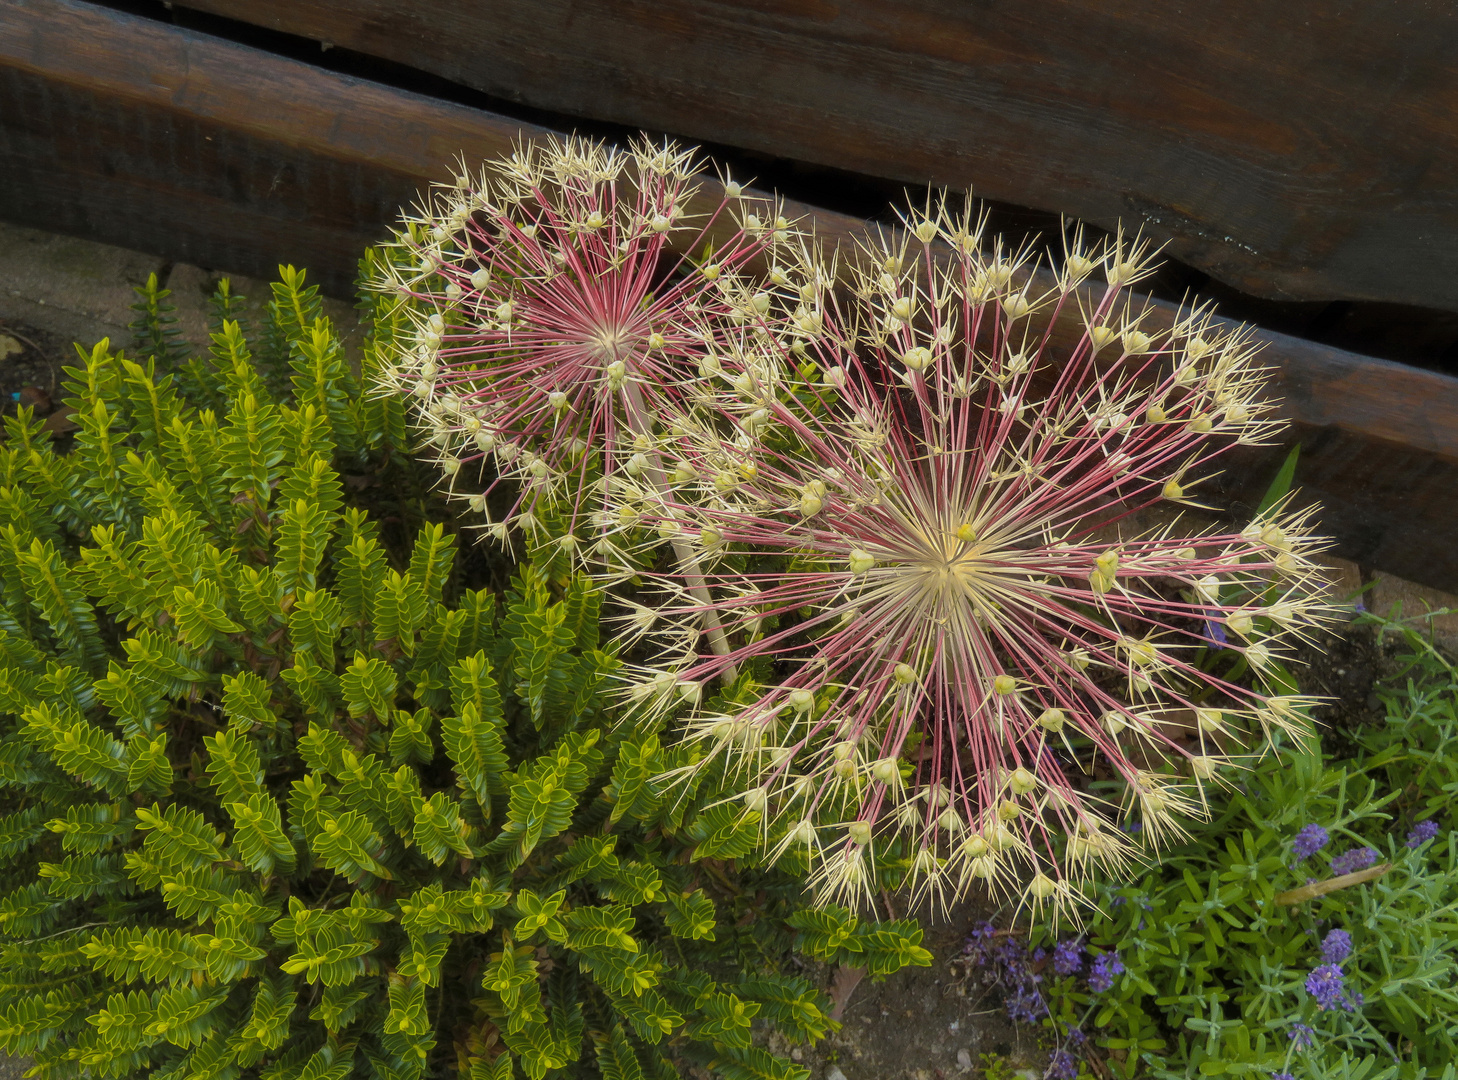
top-left (1026, 617), bottom-right (1458, 1080)
top-left (0, 268), bottom-right (928, 1080)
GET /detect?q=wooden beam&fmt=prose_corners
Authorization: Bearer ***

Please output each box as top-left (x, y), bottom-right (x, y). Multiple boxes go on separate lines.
top-left (170, 0), bottom-right (1458, 315)
top-left (0, 0), bottom-right (540, 297)
top-left (2, 0), bottom-right (1456, 593)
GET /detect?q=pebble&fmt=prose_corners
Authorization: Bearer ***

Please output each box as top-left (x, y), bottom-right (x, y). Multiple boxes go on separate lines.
top-left (957, 1048), bottom-right (973, 1070)
top-left (827, 1068), bottom-right (848, 1080)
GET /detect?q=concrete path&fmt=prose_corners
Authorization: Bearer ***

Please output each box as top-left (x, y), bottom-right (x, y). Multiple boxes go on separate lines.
top-left (1, 220), bottom-right (366, 371)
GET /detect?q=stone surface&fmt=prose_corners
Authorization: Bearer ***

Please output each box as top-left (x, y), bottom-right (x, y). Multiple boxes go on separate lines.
top-left (0, 221), bottom-right (365, 371)
top-left (1320, 557), bottom-right (1365, 607)
top-left (0, 220), bottom-right (165, 351)
top-left (165, 264), bottom-right (367, 368)
top-left (163, 260), bottom-right (225, 350)
top-left (1370, 571), bottom-right (1458, 654)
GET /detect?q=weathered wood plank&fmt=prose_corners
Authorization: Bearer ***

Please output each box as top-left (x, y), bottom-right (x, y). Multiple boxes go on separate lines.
top-left (1, 0), bottom-right (1456, 592)
top-left (171, 0), bottom-right (1458, 314)
top-left (0, 0), bottom-right (533, 296)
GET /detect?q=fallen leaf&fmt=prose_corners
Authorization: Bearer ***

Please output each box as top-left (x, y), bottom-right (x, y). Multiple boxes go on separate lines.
top-left (42, 407), bottom-right (78, 434)
top-left (0, 334), bottom-right (23, 360)
top-left (1276, 863), bottom-right (1390, 905)
top-left (828, 963), bottom-right (865, 1021)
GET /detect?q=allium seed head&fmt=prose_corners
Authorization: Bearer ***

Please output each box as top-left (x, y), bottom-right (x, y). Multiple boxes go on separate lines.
top-left (376, 134), bottom-right (788, 556)
top-left (618, 192), bottom-right (1335, 914)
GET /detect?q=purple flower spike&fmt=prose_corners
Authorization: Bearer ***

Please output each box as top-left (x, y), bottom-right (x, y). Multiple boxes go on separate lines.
top-left (1321, 929), bottom-right (1352, 964)
top-left (1287, 1022), bottom-right (1316, 1050)
top-left (1044, 1050), bottom-right (1078, 1080)
top-left (1052, 938), bottom-right (1085, 977)
top-left (1088, 950), bottom-right (1124, 993)
top-left (1293, 823), bottom-right (1329, 861)
top-left (1306, 963), bottom-right (1360, 1011)
top-left (1407, 820), bottom-right (1440, 847)
top-left (1006, 985), bottom-right (1047, 1023)
top-left (1330, 847), bottom-right (1377, 875)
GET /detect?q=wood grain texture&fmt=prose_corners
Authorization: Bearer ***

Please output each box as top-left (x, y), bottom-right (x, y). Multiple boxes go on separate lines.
top-left (172, 0), bottom-right (1458, 313)
top-left (2, 0), bottom-right (1456, 591)
top-left (0, 0), bottom-right (539, 296)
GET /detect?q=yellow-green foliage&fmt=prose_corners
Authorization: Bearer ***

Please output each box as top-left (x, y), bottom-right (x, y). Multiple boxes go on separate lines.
top-left (0, 267), bottom-right (929, 1080)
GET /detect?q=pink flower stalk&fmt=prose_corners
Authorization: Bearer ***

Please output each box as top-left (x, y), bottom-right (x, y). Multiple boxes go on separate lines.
top-left (376, 135), bottom-right (792, 552)
top-left (621, 204), bottom-right (1335, 914)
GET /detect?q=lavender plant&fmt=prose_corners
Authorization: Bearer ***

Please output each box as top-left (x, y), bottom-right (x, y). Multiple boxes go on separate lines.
top-left (989, 614), bottom-right (1458, 1080)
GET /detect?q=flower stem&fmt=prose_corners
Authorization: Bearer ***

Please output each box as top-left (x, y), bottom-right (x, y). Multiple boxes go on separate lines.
top-left (620, 380), bottom-right (738, 681)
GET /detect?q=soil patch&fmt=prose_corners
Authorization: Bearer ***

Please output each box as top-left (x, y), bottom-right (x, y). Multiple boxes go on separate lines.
top-left (748, 902), bottom-right (1051, 1080)
top-left (0, 318), bottom-right (69, 427)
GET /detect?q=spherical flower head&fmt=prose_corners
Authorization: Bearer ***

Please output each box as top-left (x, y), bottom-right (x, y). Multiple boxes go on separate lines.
top-left (1407, 819), bottom-right (1440, 847)
top-left (376, 134), bottom-right (785, 544)
top-left (1087, 950), bottom-right (1124, 993)
top-left (624, 201), bottom-right (1336, 911)
top-left (1320, 928), bottom-right (1352, 964)
top-left (1293, 823), bottom-right (1329, 862)
top-left (1305, 963), bottom-right (1357, 1011)
top-left (1329, 847), bottom-right (1376, 876)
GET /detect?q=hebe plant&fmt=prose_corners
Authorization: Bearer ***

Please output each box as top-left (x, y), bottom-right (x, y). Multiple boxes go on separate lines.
top-left (0, 269), bottom-right (929, 1080)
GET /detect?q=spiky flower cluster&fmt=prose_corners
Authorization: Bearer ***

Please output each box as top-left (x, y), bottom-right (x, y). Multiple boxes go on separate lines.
top-left (382, 139), bottom-right (1336, 919)
top-left (374, 135), bottom-right (791, 553)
